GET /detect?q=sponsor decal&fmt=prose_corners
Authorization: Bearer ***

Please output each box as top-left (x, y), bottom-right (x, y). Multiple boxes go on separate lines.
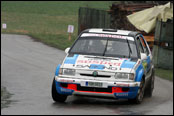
top-left (77, 60), bottom-right (121, 66)
top-left (90, 64), bottom-right (105, 70)
top-left (76, 64), bottom-right (118, 70)
top-left (142, 61), bottom-right (147, 69)
top-left (81, 33), bottom-right (134, 41)
top-left (116, 93), bottom-right (128, 96)
top-left (60, 88), bottom-right (72, 92)
top-left (81, 33), bottom-right (127, 39)
top-left (59, 79), bottom-right (74, 83)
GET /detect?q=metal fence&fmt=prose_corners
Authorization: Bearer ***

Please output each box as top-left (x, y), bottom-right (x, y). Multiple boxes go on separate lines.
top-left (152, 20), bottom-right (173, 69)
top-left (78, 7), bottom-right (111, 34)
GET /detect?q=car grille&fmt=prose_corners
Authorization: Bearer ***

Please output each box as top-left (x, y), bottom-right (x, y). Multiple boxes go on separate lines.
top-left (80, 74), bottom-right (111, 78)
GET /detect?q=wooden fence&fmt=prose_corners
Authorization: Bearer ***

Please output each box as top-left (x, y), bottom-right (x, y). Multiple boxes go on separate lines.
top-left (78, 7), bottom-right (111, 34)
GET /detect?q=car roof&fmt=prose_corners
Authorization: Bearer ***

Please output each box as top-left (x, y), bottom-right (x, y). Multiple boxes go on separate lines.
top-left (82, 28), bottom-right (140, 37)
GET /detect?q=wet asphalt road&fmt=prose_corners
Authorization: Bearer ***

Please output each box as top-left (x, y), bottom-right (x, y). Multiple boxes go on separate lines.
top-left (1, 34), bottom-right (173, 115)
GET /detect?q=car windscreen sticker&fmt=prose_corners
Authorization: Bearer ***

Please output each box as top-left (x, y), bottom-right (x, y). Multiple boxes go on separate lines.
top-left (81, 33), bottom-right (134, 41)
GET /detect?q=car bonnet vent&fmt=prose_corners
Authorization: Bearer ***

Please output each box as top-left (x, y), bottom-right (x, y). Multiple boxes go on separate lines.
top-left (102, 29), bottom-right (117, 32)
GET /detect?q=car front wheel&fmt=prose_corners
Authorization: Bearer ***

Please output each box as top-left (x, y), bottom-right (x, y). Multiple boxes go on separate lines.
top-left (51, 78), bottom-right (67, 103)
top-left (128, 78), bottom-right (145, 104)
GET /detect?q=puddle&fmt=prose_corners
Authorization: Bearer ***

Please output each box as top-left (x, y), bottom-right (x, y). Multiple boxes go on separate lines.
top-left (1, 86), bottom-right (13, 109)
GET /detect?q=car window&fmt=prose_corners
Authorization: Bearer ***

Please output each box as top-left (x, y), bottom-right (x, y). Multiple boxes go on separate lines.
top-left (137, 37), bottom-right (144, 53)
top-left (70, 38), bottom-right (106, 54)
top-left (105, 39), bottom-right (137, 58)
top-left (70, 34), bottom-right (138, 58)
top-left (139, 36), bottom-right (149, 55)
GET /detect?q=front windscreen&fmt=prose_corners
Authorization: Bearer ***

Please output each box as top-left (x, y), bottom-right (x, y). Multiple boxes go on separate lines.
top-left (69, 33), bottom-right (138, 58)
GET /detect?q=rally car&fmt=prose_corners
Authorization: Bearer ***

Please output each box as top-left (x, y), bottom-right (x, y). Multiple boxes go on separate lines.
top-left (51, 28), bottom-right (155, 104)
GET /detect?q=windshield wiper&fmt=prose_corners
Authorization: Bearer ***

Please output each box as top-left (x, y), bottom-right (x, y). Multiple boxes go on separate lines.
top-left (102, 39), bottom-right (109, 56)
top-left (126, 38), bottom-right (132, 58)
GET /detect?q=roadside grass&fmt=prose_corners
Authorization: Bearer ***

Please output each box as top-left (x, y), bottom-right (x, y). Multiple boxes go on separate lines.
top-left (155, 68), bottom-right (173, 81)
top-left (29, 33), bottom-right (77, 50)
top-left (1, 1), bottom-right (113, 50)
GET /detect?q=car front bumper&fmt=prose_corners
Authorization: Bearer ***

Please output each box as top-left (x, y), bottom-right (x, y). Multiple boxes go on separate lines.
top-left (54, 76), bottom-right (140, 99)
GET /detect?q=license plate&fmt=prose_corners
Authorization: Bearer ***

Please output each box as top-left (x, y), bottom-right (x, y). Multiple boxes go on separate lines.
top-left (86, 82), bottom-right (103, 87)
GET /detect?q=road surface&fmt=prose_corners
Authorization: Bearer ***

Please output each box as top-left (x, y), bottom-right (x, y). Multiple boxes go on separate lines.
top-left (1, 34), bottom-right (173, 115)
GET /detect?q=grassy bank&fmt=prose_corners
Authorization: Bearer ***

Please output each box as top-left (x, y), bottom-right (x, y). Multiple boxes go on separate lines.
top-left (1, 1), bottom-right (113, 50)
top-left (155, 68), bottom-right (173, 81)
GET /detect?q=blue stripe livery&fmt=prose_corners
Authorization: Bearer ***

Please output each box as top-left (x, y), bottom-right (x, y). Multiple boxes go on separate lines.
top-left (146, 56), bottom-right (151, 72)
top-left (114, 87), bottom-right (139, 99)
top-left (64, 54), bottom-right (79, 64)
top-left (90, 64), bottom-right (105, 70)
top-left (135, 63), bottom-right (144, 82)
top-left (55, 64), bottom-right (61, 76)
top-left (120, 59), bottom-right (136, 69)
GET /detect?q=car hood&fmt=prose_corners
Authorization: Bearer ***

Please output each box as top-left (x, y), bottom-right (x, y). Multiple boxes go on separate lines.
top-left (62, 54), bottom-right (137, 73)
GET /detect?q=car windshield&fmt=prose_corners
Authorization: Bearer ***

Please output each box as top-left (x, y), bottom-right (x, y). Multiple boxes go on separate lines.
top-left (69, 33), bottom-right (138, 58)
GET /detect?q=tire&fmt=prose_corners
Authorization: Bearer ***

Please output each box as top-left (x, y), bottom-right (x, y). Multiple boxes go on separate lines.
top-left (51, 78), bottom-right (67, 103)
top-left (145, 69), bottom-right (155, 97)
top-left (128, 78), bottom-right (145, 104)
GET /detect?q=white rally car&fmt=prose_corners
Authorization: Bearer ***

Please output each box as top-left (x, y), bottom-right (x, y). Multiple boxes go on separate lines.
top-left (52, 28), bottom-right (155, 104)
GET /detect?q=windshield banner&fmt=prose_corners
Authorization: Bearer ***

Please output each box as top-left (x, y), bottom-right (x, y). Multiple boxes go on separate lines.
top-left (81, 33), bottom-right (134, 41)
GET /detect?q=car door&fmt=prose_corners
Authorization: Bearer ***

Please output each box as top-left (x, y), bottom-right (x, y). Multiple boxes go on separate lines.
top-left (136, 34), bottom-right (152, 74)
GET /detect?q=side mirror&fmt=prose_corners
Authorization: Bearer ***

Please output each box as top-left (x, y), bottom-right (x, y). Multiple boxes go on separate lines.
top-left (141, 53), bottom-right (147, 60)
top-left (65, 47), bottom-right (70, 54)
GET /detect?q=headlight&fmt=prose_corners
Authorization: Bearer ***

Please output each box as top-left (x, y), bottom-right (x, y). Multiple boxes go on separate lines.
top-left (62, 69), bottom-right (75, 76)
top-left (129, 73), bottom-right (135, 80)
top-left (59, 68), bottom-right (63, 75)
top-left (115, 73), bottom-right (135, 80)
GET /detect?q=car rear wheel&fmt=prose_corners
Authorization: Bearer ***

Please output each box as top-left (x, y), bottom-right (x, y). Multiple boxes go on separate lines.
top-left (128, 78), bottom-right (145, 104)
top-left (51, 78), bottom-right (67, 103)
